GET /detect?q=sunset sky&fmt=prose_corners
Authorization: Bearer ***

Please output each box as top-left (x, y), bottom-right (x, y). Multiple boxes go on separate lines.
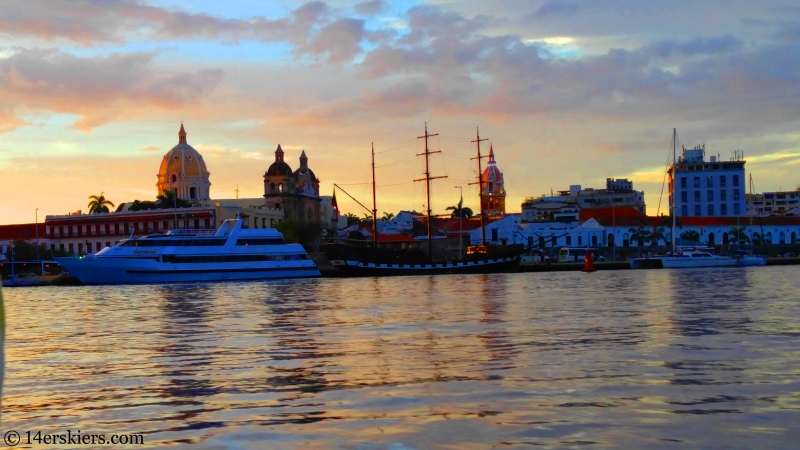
top-left (2, 0), bottom-right (800, 224)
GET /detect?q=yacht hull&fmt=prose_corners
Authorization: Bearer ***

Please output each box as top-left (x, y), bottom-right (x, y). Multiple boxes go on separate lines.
top-left (55, 257), bottom-right (320, 284)
top-left (660, 257), bottom-right (736, 268)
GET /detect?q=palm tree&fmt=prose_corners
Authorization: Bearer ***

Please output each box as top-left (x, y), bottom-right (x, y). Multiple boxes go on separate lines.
top-left (751, 232), bottom-right (767, 246)
top-left (729, 226), bottom-right (750, 245)
top-left (653, 227), bottom-right (667, 245)
top-left (628, 226), bottom-right (652, 246)
top-left (156, 189), bottom-right (191, 209)
top-left (382, 212), bottom-right (395, 221)
top-left (679, 230), bottom-right (700, 242)
top-left (343, 213), bottom-right (359, 226)
top-left (446, 205), bottom-right (474, 219)
top-left (88, 192), bottom-right (115, 213)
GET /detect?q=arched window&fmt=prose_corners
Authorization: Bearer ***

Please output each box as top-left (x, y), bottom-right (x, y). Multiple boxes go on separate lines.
top-left (708, 232), bottom-right (715, 247)
top-left (780, 231), bottom-right (786, 244)
top-left (270, 183), bottom-right (276, 192)
top-left (623, 233), bottom-right (629, 247)
top-left (171, 174), bottom-right (177, 182)
top-left (722, 232), bottom-right (728, 246)
top-left (279, 183), bottom-right (283, 193)
top-left (766, 232), bottom-right (773, 244)
top-left (488, 182), bottom-right (494, 192)
top-left (607, 233), bottom-right (615, 247)
top-left (551, 235), bottom-right (557, 246)
top-left (792, 232), bottom-right (796, 244)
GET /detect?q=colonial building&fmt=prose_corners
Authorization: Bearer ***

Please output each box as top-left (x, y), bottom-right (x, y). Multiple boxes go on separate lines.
top-left (156, 124), bottom-right (211, 201)
top-left (264, 145), bottom-right (321, 223)
top-left (481, 146), bottom-right (506, 217)
top-left (669, 145), bottom-right (746, 217)
top-left (746, 189), bottom-right (800, 216)
top-left (522, 182), bottom-right (645, 222)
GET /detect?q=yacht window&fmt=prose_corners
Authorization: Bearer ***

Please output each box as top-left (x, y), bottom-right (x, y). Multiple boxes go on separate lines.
top-left (236, 238), bottom-right (286, 245)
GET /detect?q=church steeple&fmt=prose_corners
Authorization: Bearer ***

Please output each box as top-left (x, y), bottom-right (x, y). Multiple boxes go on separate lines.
top-left (299, 150), bottom-right (308, 169)
top-left (275, 144), bottom-right (284, 162)
top-left (488, 144), bottom-right (495, 163)
top-left (178, 122), bottom-right (187, 145)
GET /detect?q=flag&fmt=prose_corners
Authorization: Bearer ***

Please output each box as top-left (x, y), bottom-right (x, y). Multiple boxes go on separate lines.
top-left (331, 190), bottom-right (339, 220)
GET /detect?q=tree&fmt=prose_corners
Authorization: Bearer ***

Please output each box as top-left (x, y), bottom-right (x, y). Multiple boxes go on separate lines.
top-left (381, 212), bottom-right (395, 221)
top-left (446, 205), bottom-right (474, 219)
top-left (729, 226), bottom-right (750, 245)
top-left (88, 192), bottom-right (115, 213)
top-left (679, 230), bottom-right (700, 242)
top-left (156, 189), bottom-right (192, 209)
top-left (751, 232), bottom-right (767, 246)
top-left (275, 219), bottom-right (322, 251)
top-left (3, 240), bottom-right (70, 261)
top-left (128, 200), bottom-right (158, 211)
top-left (628, 226), bottom-right (652, 246)
top-left (343, 213), bottom-right (359, 226)
top-left (653, 227), bottom-right (667, 245)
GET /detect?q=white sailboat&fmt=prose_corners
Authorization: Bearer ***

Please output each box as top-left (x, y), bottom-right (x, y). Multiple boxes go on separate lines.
top-left (661, 128), bottom-right (736, 269)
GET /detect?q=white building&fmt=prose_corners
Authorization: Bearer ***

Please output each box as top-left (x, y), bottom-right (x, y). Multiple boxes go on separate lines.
top-left (669, 146), bottom-right (746, 217)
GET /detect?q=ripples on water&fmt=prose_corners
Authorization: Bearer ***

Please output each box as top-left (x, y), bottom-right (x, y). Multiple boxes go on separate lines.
top-left (3, 267), bottom-right (800, 448)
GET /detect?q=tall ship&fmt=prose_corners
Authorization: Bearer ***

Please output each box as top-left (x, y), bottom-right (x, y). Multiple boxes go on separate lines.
top-left (56, 219), bottom-right (320, 284)
top-left (323, 125), bottom-right (524, 276)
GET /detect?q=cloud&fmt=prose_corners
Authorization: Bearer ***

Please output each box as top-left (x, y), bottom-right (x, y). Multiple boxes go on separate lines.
top-left (355, 0), bottom-right (387, 16)
top-left (300, 18), bottom-right (367, 64)
top-left (140, 145), bottom-right (159, 152)
top-left (0, 48), bottom-right (224, 133)
top-left (529, 1), bottom-right (585, 18)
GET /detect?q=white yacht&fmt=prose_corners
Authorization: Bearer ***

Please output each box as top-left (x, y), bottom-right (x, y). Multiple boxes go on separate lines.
top-left (55, 219), bottom-right (320, 284)
top-left (661, 248), bottom-right (736, 268)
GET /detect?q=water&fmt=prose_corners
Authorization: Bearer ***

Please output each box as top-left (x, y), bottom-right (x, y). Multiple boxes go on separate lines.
top-left (3, 267), bottom-right (800, 449)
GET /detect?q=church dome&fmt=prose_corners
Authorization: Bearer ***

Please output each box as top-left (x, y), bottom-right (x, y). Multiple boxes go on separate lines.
top-left (266, 144), bottom-right (293, 176)
top-left (156, 123), bottom-right (211, 200)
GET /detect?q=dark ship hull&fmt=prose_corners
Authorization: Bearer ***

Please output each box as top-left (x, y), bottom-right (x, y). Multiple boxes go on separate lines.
top-left (323, 243), bottom-right (524, 277)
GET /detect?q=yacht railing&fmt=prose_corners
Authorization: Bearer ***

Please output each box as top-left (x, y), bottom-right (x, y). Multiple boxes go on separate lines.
top-left (164, 228), bottom-right (217, 236)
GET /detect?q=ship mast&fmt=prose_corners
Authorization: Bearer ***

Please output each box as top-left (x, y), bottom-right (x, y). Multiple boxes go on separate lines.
top-left (371, 142), bottom-right (378, 249)
top-left (671, 128), bottom-right (677, 251)
top-left (415, 123), bottom-right (446, 259)
top-left (470, 128), bottom-right (489, 246)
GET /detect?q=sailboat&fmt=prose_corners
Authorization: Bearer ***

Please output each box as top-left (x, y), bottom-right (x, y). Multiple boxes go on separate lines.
top-left (660, 128), bottom-right (736, 269)
top-left (322, 125), bottom-right (524, 276)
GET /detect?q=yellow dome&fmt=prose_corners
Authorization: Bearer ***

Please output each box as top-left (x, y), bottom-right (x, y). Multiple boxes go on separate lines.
top-left (156, 124), bottom-right (211, 200)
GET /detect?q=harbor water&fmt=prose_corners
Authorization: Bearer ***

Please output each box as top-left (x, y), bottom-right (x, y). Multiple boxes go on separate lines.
top-left (3, 267), bottom-right (800, 448)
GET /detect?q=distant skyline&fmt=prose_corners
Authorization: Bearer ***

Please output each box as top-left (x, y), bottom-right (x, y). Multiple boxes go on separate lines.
top-left (2, 0), bottom-right (800, 224)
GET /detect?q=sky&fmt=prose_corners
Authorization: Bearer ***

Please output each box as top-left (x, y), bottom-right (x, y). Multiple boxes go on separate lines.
top-left (1, 0), bottom-right (800, 224)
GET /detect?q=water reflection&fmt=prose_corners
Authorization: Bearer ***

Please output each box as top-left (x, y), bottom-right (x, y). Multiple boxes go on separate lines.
top-left (2, 269), bottom-right (800, 448)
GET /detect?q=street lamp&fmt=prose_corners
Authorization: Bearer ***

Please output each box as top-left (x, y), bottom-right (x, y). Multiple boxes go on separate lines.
top-left (455, 186), bottom-right (463, 257)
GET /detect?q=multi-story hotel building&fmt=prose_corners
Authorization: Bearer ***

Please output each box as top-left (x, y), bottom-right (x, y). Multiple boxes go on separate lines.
top-left (669, 145), bottom-right (746, 217)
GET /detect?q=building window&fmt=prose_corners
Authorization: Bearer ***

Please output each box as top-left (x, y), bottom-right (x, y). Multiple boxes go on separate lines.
top-left (721, 204), bottom-right (727, 215)
top-left (707, 190), bottom-right (713, 202)
top-left (708, 204), bottom-right (714, 216)
top-left (270, 183), bottom-right (276, 192)
top-left (578, 235), bottom-right (583, 246)
top-left (707, 176), bottom-right (713, 187)
top-left (551, 236), bottom-right (557, 246)
top-left (721, 190), bottom-right (727, 201)
top-left (566, 235), bottom-right (572, 246)
top-left (681, 205), bottom-right (688, 216)
top-left (733, 175), bottom-right (739, 187)
top-left (693, 176), bottom-right (700, 188)
top-left (694, 191), bottom-right (700, 202)
top-left (720, 175), bottom-right (726, 187)
top-left (491, 229), bottom-right (498, 241)
top-left (734, 203), bottom-right (740, 215)
top-left (694, 204), bottom-right (701, 216)
top-left (190, 187), bottom-right (196, 199)
top-left (681, 191), bottom-right (688, 202)
top-left (68, 243), bottom-right (74, 254)
top-left (733, 189), bottom-right (739, 201)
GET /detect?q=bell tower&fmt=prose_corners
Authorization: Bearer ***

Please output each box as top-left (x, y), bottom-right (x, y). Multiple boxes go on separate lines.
top-left (481, 145), bottom-right (506, 217)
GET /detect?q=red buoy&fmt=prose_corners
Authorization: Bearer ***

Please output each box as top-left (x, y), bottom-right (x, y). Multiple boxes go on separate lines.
top-left (582, 249), bottom-right (597, 273)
